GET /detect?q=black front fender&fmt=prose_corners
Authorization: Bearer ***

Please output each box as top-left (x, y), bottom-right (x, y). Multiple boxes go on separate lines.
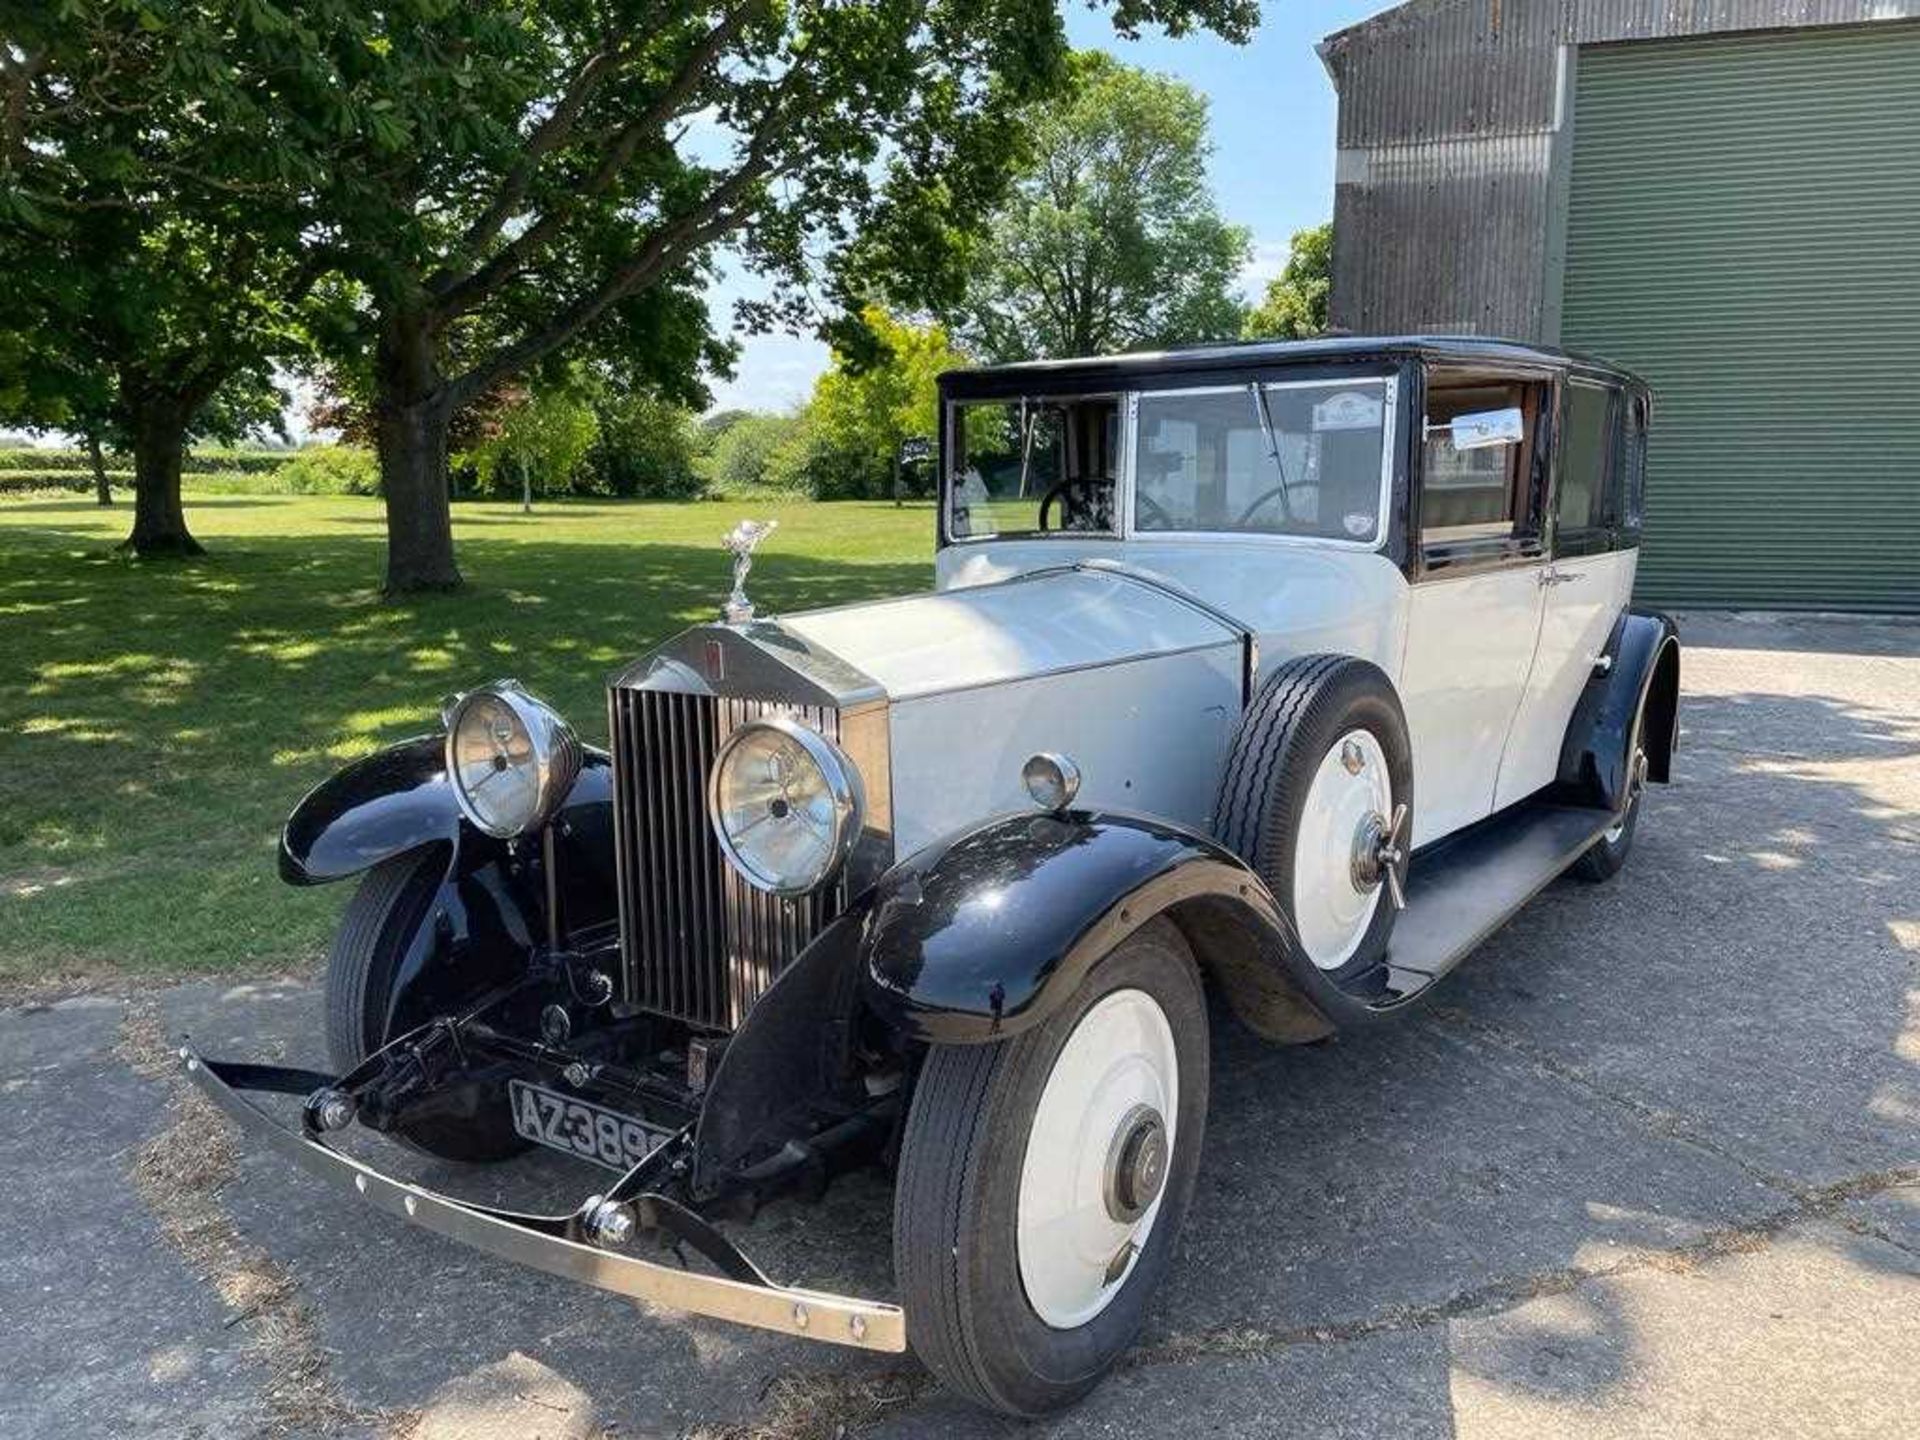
top-left (280, 736), bottom-right (464, 885)
top-left (858, 810), bottom-right (1328, 1046)
top-left (279, 735), bottom-right (615, 901)
top-left (278, 734), bottom-right (618, 1039)
top-left (693, 811), bottom-right (1329, 1190)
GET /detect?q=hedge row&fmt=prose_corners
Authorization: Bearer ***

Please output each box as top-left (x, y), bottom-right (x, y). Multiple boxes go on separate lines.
top-left (0, 473), bottom-right (97, 496)
top-left (0, 447), bottom-right (293, 475)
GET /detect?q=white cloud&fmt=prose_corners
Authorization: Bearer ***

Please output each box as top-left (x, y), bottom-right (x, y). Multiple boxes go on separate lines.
top-left (1237, 237), bottom-right (1290, 303)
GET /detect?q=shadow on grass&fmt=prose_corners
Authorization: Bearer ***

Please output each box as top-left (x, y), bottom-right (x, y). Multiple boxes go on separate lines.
top-left (0, 513), bottom-right (930, 973)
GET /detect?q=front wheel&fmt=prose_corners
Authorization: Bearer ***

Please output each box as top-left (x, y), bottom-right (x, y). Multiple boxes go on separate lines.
top-left (325, 849), bottom-right (528, 1163)
top-left (893, 920), bottom-right (1209, 1416)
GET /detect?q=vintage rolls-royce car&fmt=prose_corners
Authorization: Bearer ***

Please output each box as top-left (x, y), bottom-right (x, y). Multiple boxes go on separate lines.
top-left (184, 336), bottom-right (1679, 1416)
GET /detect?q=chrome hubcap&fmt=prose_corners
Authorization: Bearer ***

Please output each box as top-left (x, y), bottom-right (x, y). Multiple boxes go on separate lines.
top-left (1017, 989), bottom-right (1179, 1329)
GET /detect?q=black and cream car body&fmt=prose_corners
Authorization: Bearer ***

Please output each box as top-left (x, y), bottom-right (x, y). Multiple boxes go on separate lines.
top-left (187, 336), bottom-right (1680, 1416)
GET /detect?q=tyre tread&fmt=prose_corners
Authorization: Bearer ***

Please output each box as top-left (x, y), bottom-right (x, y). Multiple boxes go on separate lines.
top-left (895, 1040), bottom-right (1004, 1409)
top-left (324, 852), bottom-right (437, 1071)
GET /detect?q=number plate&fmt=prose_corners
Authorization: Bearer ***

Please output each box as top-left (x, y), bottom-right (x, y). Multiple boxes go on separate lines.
top-left (507, 1079), bottom-right (670, 1172)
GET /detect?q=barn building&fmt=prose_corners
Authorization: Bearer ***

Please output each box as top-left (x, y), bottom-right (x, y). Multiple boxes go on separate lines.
top-left (1321, 1), bottom-right (1920, 611)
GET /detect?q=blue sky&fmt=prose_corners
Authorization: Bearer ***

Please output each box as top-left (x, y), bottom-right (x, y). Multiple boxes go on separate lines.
top-left (702, 1), bottom-right (1388, 414)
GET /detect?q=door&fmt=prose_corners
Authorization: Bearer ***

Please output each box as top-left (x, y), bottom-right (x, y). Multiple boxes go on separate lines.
top-left (1497, 379), bottom-right (1634, 809)
top-left (1563, 25), bottom-right (1920, 611)
top-left (1398, 370), bottom-right (1550, 847)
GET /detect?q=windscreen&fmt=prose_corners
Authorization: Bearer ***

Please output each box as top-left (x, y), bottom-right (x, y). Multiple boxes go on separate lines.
top-left (946, 395), bottom-right (1121, 539)
top-left (1133, 377), bottom-right (1392, 541)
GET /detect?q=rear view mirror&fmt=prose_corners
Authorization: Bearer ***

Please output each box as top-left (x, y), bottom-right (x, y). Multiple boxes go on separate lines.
top-left (1447, 407), bottom-right (1525, 450)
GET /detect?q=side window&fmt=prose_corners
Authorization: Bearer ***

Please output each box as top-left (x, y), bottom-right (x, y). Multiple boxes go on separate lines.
top-left (1619, 393), bottom-right (1648, 533)
top-left (1419, 371), bottom-right (1547, 553)
top-left (1556, 382), bottom-right (1613, 537)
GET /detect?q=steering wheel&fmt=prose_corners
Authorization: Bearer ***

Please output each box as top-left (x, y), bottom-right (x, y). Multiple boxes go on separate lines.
top-left (1235, 486), bottom-right (1293, 528)
top-left (1039, 477), bottom-right (1114, 532)
top-left (1134, 490), bottom-right (1174, 531)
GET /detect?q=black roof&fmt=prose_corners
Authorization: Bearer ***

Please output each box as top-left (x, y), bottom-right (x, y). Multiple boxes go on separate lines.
top-left (939, 334), bottom-right (1645, 396)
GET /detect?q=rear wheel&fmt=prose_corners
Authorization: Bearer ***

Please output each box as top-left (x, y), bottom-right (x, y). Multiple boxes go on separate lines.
top-left (1571, 736), bottom-right (1649, 883)
top-left (894, 921), bottom-right (1209, 1416)
top-left (325, 849), bottom-right (528, 1163)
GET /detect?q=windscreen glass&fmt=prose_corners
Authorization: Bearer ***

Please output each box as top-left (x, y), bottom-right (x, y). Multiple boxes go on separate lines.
top-left (946, 395), bottom-right (1121, 539)
top-left (1133, 377), bottom-right (1392, 541)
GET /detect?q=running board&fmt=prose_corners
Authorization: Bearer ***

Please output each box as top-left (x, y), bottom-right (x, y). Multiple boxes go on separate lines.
top-left (1350, 799), bottom-right (1616, 1014)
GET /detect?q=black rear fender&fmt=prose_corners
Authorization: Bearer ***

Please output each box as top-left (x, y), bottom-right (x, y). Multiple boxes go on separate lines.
top-left (1557, 609), bottom-right (1681, 810)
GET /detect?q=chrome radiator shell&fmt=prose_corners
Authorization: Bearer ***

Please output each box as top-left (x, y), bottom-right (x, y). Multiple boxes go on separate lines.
top-left (607, 624), bottom-right (891, 1031)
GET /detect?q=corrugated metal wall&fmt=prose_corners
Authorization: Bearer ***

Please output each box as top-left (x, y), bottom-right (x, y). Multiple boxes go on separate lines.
top-left (1327, 0), bottom-right (1567, 337)
top-left (1561, 26), bottom-right (1920, 611)
top-left (1325, 0), bottom-right (1920, 338)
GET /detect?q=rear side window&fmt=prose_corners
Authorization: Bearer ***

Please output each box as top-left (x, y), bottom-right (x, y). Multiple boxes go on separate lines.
top-left (1556, 382), bottom-right (1613, 536)
top-left (1619, 393), bottom-right (1648, 532)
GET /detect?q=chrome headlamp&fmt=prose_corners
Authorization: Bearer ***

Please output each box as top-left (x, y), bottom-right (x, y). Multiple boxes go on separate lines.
top-left (443, 681), bottom-right (581, 839)
top-left (708, 717), bottom-right (863, 896)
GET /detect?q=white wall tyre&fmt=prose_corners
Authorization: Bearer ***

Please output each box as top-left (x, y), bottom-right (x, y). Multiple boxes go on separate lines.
top-left (893, 920), bottom-right (1209, 1416)
top-left (1215, 655), bottom-right (1414, 987)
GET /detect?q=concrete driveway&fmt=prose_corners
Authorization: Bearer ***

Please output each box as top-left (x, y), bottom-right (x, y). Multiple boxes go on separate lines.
top-left (4, 611), bottom-right (1915, 1439)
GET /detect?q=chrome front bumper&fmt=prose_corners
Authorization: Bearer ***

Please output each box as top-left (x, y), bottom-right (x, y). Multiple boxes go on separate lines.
top-left (178, 1048), bottom-right (906, 1352)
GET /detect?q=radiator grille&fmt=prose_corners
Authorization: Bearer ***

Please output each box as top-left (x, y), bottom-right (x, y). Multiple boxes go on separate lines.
top-left (608, 687), bottom-right (842, 1031)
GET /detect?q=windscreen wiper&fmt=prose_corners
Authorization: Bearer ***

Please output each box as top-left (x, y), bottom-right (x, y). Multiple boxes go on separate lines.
top-left (1247, 382), bottom-right (1296, 523)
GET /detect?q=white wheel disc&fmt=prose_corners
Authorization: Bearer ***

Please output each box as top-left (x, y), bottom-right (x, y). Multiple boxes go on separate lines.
top-left (1016, 988), bottom-right (1179, 1329)
top-left (1292, 728), bottom-right (1392, 970)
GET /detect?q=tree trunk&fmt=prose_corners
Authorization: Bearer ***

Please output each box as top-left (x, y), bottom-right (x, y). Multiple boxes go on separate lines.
top-left (86, 432), bottom-right (112, 507)
top-left (122, 392), bottom-right (203, 557)
top-left (373, 309), bottom-right (462, 593)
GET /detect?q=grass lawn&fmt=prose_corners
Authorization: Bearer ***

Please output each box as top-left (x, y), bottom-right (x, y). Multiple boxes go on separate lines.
top-left (0, 492), bottom-right (933, 986)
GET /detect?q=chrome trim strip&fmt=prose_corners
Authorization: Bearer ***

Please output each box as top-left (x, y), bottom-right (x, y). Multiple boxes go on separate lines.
top-left (179, 1049), bottom-right (906, 1353)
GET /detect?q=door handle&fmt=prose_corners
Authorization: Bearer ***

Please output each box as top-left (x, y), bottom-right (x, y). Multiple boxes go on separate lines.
top-left (1538, 568), bottom-right (1581, 587)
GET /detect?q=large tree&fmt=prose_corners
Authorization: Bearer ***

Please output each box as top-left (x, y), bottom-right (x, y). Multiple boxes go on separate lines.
top-left (0, 9), bottom-right (318, 554)
top-left (785, 304), bottom-right (967, 499)
top-left (953, 51), bottom-right (1250, 362)
top-left (1243, 222), bottom-right (1332, 340)
top-left (211, 1), bottom-right (1254, 589)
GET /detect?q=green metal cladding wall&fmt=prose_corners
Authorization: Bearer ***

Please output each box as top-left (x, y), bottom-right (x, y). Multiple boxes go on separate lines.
top-left (1563, 25), bottom-right (1920, 612)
